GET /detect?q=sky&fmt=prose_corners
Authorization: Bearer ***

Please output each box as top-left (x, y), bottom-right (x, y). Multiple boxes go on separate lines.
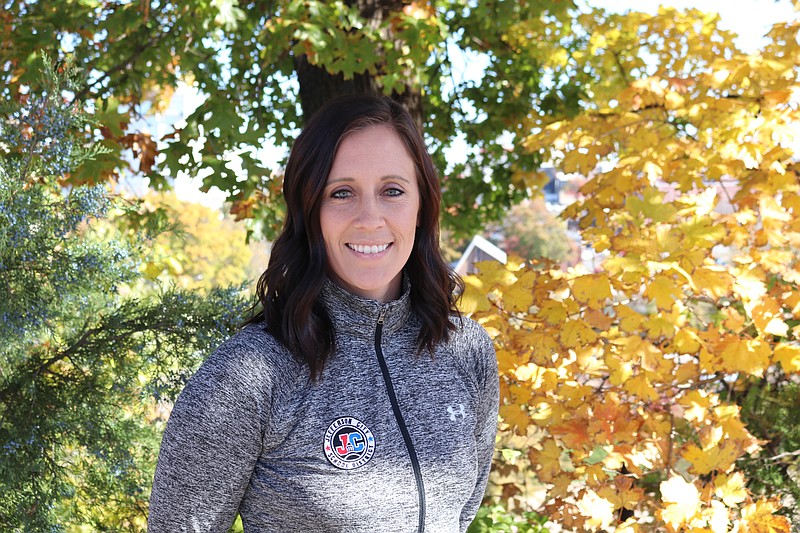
top-left (152, 0), bottom-right (798, 208)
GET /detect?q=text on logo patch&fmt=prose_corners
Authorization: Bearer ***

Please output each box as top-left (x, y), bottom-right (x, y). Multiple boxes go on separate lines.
top-left (324, 417), bottom-right (376, 470)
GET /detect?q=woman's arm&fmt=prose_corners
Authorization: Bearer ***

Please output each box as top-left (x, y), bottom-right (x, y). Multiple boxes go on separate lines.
top-left (460, 328), bottom-right (500, 530)
top-left (148, 342), bottom-right (270, 532)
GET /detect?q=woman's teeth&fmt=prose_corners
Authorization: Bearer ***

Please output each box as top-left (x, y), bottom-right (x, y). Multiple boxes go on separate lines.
top-left (348, 243), bottom-right (389, 254)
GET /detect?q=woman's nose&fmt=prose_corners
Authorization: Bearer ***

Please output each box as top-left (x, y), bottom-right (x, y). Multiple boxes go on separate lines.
top-left (354, 196), bottom-right (385, 229)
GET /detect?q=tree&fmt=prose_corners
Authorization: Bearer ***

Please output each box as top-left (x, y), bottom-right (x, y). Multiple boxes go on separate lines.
top-left (122, 191), bottom-right (260, 293)
top-left (490, 198), bottom-right (579, 266)
top-left (461, 5), bottom-right (800, 531)
top-left (0, 0), bottom-right (576, 238)
top-left (0, 59), bottom-right (248, 530)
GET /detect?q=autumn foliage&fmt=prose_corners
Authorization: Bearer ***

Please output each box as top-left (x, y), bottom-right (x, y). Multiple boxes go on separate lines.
top-left (461, 6), bottom-right (800, 532)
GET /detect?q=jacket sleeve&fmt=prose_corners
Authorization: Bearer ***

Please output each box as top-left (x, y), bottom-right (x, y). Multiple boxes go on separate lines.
top-left (148, 339), bottom-right (271, 532)
top-left (460, 326), bottom-right (500, 530)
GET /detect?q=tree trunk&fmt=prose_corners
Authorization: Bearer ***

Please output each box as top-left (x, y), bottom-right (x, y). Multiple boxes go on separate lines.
top-left (293, 0), bottom-right (424, 133)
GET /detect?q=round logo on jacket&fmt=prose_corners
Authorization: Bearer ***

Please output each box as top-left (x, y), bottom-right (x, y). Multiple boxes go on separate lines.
top-left (324, 417), bottom-right (376, 470)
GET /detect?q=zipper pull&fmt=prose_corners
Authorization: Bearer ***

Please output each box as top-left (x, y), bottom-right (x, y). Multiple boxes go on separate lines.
top-left (377, 307), bottom-right (387, 326)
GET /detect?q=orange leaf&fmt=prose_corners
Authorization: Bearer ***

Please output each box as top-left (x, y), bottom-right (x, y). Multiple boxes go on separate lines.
top-left (552, 419), bottom-right (592, 450)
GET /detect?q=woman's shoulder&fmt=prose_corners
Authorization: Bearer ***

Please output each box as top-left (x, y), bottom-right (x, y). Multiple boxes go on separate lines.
top-left (446, 314), bottom-right (494, 350)
top-left (195, 322), bottom-right (305, 388)
top-left (440, 314), bottom-right (498, 393)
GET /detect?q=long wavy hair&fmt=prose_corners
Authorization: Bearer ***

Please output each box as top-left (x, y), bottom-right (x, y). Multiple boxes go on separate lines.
top-left (250, 94), bottom-right (462, 380)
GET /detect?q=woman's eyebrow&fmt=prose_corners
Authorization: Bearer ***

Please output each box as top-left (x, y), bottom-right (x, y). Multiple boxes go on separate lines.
top-left (326, 175), bottom-right (412, 185)
top-left (381, 175), bottom-right (412, 184)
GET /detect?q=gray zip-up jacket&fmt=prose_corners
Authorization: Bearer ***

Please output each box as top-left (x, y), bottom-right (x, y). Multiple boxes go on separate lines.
top-left (148, 280), bottom-right (499, 532)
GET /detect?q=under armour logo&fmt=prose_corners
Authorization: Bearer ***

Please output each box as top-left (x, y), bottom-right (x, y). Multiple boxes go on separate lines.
top-left (447, 404), bottom-right (465, 421)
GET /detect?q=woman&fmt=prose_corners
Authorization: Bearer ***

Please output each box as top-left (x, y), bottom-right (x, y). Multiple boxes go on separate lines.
top-left (148, 95), bottom-right (499, 532)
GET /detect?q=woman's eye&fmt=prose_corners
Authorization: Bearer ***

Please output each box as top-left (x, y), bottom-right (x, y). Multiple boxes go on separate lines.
top-left (331, 189), bottom-right (351, 199)
top-left (384, 187), bottom-right (404, 197)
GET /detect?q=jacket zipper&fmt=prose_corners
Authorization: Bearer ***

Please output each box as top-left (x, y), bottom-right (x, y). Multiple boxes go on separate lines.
top-left (375, 309), bottom-right (426, 533)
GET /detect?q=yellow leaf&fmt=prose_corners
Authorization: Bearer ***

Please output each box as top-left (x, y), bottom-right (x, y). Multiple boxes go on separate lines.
top-left (675, 361), bottom-right (700, 384)
top-left (774, 344), bottom-right (800, 373)
top-left (522, 331), bottom-right (560, 367)
top-left (585, 308), bottom-right (613, 330)
top-left (720, 337), bottom-right (770, 376)
top-left (531, 439), bottom-right (565, 482)
top-left (677, 390), bottom-right (716, 423)
top-left (552, 419), bottom-right (592, 450)
top-left (645, 313), bottom-right (677, 340)
top-left (733, 268), bottom-right (768, 309)
top-left (496, 347), bottom-right (520, 375)
top-left (626, 187), bottom-right (676, 222)
top-left (608, 355), bottom-right (633, 386)
top-left (721, 307), bottom-right (746, 332)
top-left (598, 476), bottom-right (645, 512)
top-left (645, 274), bottom-right (683, 311)
top-left (502, 270), bottom-right (537, 312)
top-left (617, 304), bottom-right (645, 332)
top-left (739, 499), bottom-right (791, 533)
top-left (459, 275), bottom-right (491, 314)
top-left (559, 319), bottom-right (599, 348)
top-left (623, 374), bottom-right (659, 401)
top-left (143, 261), bottom-right (163, 280)
top-left (570, 273), bottom-right (613, 310)
top-left (704, 500), bottom-right (730, 533)
top-left (537, 300), bottom-right (568, 325)
top-left (514, 363), bottom-right (541, 383)
top-left (752, 298), bottom-right (789, 337)
top-left (665, 91), bottom-right (685, 110)
top-left (473, 260), bottom-right (517, 287)
top-left (673, 328), bottom-right (702, 354)
top-left (659, 476), bottom-right (701, 530)
top-left (683, 441), bottom-right (739, 475)
top-left (165, 256), bottom-right (183, 275)
top-left (605, 255), bottom-right (649, 278)
top-left (576, 489), bottom-right (616, 530)
top-left (499, 403), bottom-right (529, 434)
top-left (692, 266), bottom-right (734, 299)
top-left (714, 471), bottom-right (747, 507)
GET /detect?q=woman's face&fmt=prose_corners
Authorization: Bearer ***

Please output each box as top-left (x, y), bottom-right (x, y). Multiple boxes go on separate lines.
top-left (320, 124), bottom-right (420, 303)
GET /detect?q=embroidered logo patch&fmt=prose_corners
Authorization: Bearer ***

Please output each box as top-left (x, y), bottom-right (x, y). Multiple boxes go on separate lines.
top-left (324, 417), bottom-right (376, 470)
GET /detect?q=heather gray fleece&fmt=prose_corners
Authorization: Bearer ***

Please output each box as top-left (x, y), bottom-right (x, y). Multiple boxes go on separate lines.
top-left (148, 279), bottom-right (499, 532)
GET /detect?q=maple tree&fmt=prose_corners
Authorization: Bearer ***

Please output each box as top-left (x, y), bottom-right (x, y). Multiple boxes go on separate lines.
top-left (461, 5), bottom-right (800, 531)
top-left (1, 0), bottom-right (575, 239)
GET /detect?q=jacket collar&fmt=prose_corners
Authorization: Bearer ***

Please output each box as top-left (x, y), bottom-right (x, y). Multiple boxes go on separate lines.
top-left (321, 276), bottom-right (413, 338)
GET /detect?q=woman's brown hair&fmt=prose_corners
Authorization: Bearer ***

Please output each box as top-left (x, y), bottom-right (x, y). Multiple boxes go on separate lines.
top-left (250, 94), bottom-right (462, 380)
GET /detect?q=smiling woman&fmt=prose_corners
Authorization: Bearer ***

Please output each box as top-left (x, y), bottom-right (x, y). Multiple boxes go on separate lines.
top-left (147, 95), bottom-right (500, 533)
